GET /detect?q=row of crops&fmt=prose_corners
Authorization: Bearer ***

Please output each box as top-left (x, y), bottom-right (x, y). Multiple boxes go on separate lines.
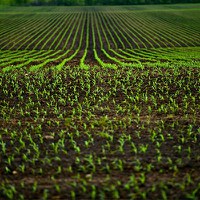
top-left (1, 47), bottom-right (200, 72)
top-left (0, 5), bottom-right (200, 71)
top-left (1, 11), bottom-right (199, 50)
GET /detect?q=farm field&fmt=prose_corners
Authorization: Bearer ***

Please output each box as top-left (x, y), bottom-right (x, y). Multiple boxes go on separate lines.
top-left (0, 4), bottom-right (200, 200)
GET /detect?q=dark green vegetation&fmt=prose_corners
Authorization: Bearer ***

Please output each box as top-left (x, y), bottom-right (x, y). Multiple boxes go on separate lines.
top-left (0, 4), bottom-right (200, 200)
top-left (1, 0), bottom-right (200, 6)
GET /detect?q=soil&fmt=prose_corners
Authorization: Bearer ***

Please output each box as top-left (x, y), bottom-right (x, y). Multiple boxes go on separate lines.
top-left (0, 66), bottom-right (200, 199)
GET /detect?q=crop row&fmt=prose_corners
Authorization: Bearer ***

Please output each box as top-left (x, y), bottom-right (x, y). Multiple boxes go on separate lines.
top-left (1, 46), bottom-right (200, 72)
top-left (1, 9), bottom-right (199, 51)
top-left (0, 6), bottom-right (199, 70)
top-left (1, 6), bottom-right (199, 71)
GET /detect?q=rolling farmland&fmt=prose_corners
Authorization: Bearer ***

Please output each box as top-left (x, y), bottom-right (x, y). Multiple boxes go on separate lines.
top-left (0, 4), bottom-right (200, 200)
top-left (0, 5), bottom-right (200, 70)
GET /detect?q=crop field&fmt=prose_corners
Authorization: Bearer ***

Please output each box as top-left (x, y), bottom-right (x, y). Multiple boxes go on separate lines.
top-left (0, 3), bottom-right (200, 200)
top-left (0, 4), bottom-right (200, 70)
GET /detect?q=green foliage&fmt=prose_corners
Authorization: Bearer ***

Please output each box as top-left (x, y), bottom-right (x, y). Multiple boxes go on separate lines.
top-left (0, 0), bottom-right (199, 5)
top-left (0, 4), bottom-right (200, 200)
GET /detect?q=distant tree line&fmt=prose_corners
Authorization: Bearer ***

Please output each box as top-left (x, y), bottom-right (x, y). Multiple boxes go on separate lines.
top-left (1, 0), bottom-right (200, 6)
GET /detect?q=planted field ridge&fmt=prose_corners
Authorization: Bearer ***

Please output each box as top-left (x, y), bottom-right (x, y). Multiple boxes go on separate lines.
top-left (0, 4), bottom-right (200, 200)
top-left (1, 7), bottom-right (199, 51)
top-left (0, 4), bottom-right (200, 70)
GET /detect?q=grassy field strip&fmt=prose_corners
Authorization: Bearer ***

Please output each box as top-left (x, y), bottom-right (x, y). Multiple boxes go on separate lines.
top-left (15, 14), bottom-right (62, 50)
top-left (29, 50), bottom-right (72, 71)
top-left (131, 12), bottom-right (190, 47)
top-left (106, 13), bottom-right (136, 49)
top-left (102, 13), bottom-right (126, 49)
top-left (121, 12), bottom-right (176, 48)
top-left (0, 50), bottom-right (51, 67)
top-left (0, 50), bottom-right (59, 70)
top-left (1, 4), bottom-right (200, 13)
top-left (121, 12), bottom-right (177, 48)
top-left (0, 15), bottom-right (55, 50)
top-left (0, 16), bottom-right (41, 47)
top-left (117, 13), bottom-right (154, 48)
top-left (0, 50), bottom-right (36, 63)
top-left (0, 4), bottom-right (200, 13)
top-left (34, 14), bottom-right (69, 50)
top-left (54, 13), bottom-right (76, 50)
top-left (1, 6), bottom-right (200, 51)
top-left (124, 13), bottom-right (164, 48)
top-left (61, 13), bottom-right (83, 50)
top-left (0, 50), bottom-right (30, 60)
top-left (30, 14), bottom-right (67, 50)
top-left (96, 12), bottom-right (118, 49)
top-left (0, 14), bottom-right (51, 48)
top-left (47, 13), bottom-right (74, 50)
top-left (79, 13), bottom-right (90, 69)
top-left (110, 13), bottom-right (142, 48)
top-left (118, 49), bottom-right (158, 62)
top-left (94, 12), bottom-right (109, 49)
top-left (141, 12), bottom-right (199, 46)
top-left (150, 10), bottom-right (200, 34)
top-left (53, 13), bottom-right (86, 70)
top-left (0, 14), bottom-right (36, 36)
top-left (135, 12), bottom-right (184, 47)
top-left (0, 5), bottom-right (199, 68)
top-left (91, 15), bottom-right (118, 68)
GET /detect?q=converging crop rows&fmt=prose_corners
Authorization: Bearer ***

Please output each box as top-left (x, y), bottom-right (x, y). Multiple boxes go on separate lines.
top-left (0, 4), bottom-right (200, 71)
